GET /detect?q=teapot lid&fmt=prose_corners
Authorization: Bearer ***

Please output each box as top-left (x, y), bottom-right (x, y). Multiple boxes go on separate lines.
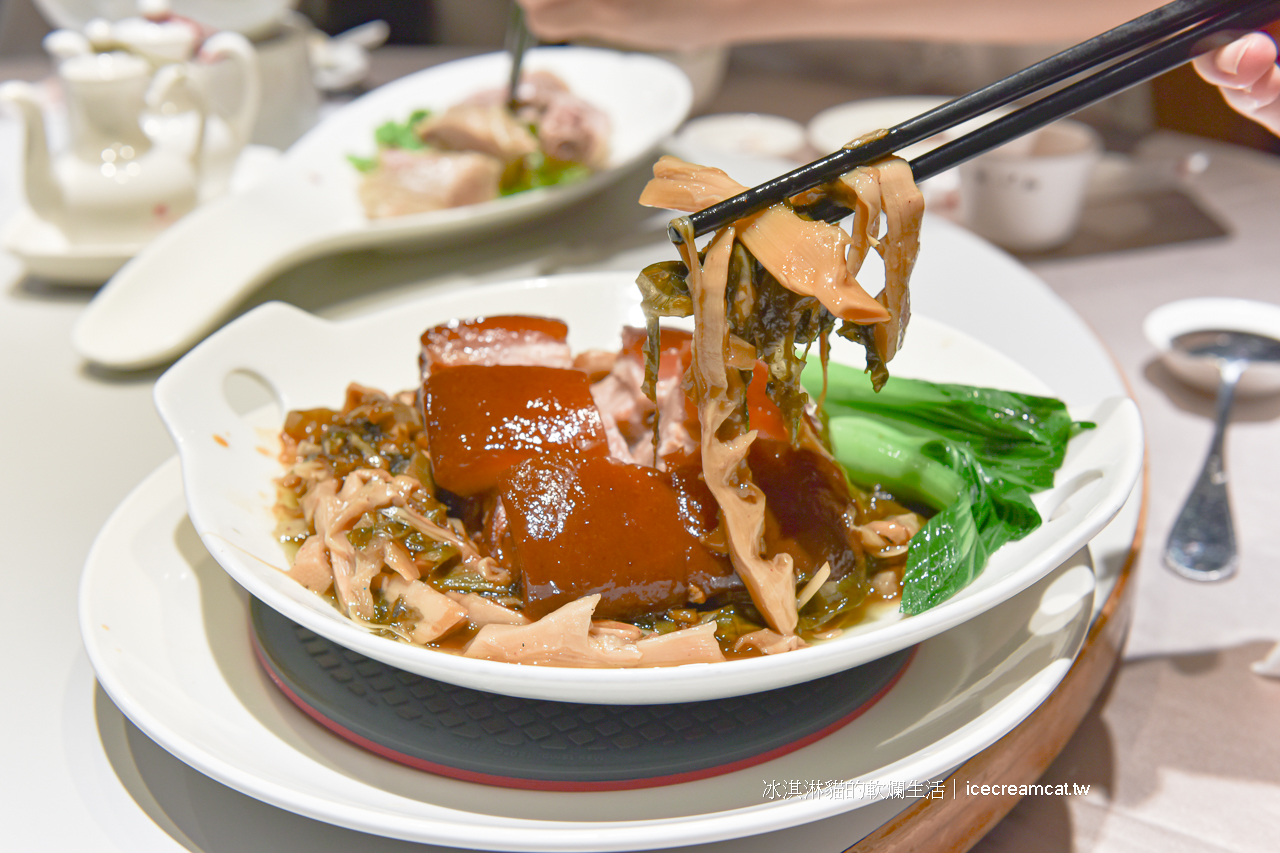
top-left (33, 0), bottom-right (297, 40)
top-left (58, 48), bottom-right (151, 81)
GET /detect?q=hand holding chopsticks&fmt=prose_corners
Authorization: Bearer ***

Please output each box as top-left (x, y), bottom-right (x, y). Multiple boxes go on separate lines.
top-left (1194, 31), bottom-right (1280, 134)
top-left (675, 0), bottom-right (1280, 243)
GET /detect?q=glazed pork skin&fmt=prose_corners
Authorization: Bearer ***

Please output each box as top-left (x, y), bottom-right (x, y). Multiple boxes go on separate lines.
top-left (419, 315), bottom-right (573, 380)
top-left (497, 452), bottom-right (737, 621)
top-left (422, 364), bottom-right (608, 496)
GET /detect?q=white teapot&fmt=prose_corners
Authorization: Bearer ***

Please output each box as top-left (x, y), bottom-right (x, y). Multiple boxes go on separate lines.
top-left (0, 13), bottom-right (260, 245)
top-left (185, 31), bottom-right (261, 200)
top-left (1, 49), bottom-right (204, 245)
top-left (100, 14), bottom-right (262, 201)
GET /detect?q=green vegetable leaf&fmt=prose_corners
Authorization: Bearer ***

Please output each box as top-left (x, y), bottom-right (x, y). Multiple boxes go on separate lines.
top-left (900, 494), bottom-right (987, 613)
top-left (374, 119), bottom-right (422, 150)
top-left (798, 570), bottom-right (869, 633)
top-left (826, 415), bottom-right (965, 509)
top-left (348, 109), bottom-right (433, 174)
top-left (810, 361), bottom-right (1086, 491)
top-left (809, 365), bottom-right (1091, 616)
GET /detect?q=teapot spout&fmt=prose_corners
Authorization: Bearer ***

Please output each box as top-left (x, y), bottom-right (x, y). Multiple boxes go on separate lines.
top-left (0, 82), bottom-right (65, 224)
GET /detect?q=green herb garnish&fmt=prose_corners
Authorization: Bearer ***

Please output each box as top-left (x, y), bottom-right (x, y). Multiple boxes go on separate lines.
top-left (500, 150), bottom-right (591, 195)
top-left (373, 109), bottom-right (430, 150)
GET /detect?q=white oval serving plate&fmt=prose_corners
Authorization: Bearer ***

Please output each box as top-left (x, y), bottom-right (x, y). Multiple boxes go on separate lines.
top-left (72, 47), bottom-right (693, 368)
top-left (79, 454), bottom-right (1102, 852)
top-left (152, 271), bottom-right (1142, 705)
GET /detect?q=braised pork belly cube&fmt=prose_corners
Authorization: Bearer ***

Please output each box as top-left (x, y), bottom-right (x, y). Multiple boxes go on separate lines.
top-left (749, 438), bottom-right (865, 584)
top-left (420, 315), bottom-right (572, 380)
top-left (417, 103), bottom-right (539, 164)
top-left (422, 365), bottom-right (608, 496)
top-left (497, 453), bottom-right (737, 621)
top-left (358, 149), bottom-right (502, 219)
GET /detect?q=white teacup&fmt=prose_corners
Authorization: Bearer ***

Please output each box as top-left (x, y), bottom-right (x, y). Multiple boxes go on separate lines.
top-left (958, 119), bottom-right (1101, 252)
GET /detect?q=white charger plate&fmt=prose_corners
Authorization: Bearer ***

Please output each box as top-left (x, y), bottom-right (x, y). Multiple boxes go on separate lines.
top-left (72, 47), bottom-right (693, 368)
top-left (151, 271), bottom-right (1142, 705)
top-left (78, 455), bottom-right (1103, 852)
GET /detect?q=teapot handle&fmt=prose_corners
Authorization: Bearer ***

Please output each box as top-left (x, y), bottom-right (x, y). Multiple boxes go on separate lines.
top-left (147, 63), bottom-right (207, 168)
top-left (0, 81), bottom-right (64, 224)
top-left (199, 32), bottom-right (261, 153)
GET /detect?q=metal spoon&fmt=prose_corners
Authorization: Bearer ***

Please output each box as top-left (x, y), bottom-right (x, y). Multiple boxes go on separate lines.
top-left (505, 2), bottom-right (535, 111)
top-left (1164, 328), bottom-right (1280, 581)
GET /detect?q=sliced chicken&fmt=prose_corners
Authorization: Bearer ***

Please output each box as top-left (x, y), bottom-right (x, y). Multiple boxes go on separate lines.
top-left (418, 103), bottom-right (539, 163)
top-left (358, 148), bottom-right (502, 219)
top-left (537, 92), bottom-right (610, 168)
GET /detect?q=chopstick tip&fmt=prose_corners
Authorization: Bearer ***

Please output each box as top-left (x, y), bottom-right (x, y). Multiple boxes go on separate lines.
top-left (667, 217), bottom-right (690, 246)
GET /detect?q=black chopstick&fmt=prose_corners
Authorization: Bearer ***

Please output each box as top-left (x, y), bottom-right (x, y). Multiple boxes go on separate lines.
top-left (675, 0), bottom-right (1279, 241)
top-left (912, 0), bottom-right (1280, 183)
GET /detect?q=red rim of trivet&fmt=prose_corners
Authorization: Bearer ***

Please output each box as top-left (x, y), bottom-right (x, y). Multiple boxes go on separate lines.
top-left (252, 634), bottom-right (913, 792)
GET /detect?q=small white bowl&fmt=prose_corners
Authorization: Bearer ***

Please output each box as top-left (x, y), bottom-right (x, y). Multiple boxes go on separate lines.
top-left (957, 119), bottom-right (1102, 252)
top-left (1144, 298), bottom-right (1280, 396)
top-left (809, 96), bottom-right (948, 158)
top-left (675, 112), bottom-right (808, 160)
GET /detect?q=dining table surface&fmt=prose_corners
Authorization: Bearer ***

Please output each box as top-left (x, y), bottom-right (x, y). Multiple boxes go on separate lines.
top-left (2, 43), bottom-right (1278, 853)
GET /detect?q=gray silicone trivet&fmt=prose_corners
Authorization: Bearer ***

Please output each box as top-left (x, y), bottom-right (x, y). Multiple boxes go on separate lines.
top-left (250, 597), bottom-right (912, 790)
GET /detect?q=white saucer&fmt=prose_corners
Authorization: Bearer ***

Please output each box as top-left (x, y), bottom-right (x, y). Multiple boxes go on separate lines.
top-left (806, 96), bottom-right (1014, 216)
top-left (79, 456), bottom-right (1111, 852)
top-left (808, 96), bottom-right (953, 160)
top-left (0, 209), bottom-right (141, 285)
top-left (674, 113), bottom-right (809, 161)
top-left (1144, 297), bottom-right (1280, 396)
top-left (1, 144), bottom-right (282, 286)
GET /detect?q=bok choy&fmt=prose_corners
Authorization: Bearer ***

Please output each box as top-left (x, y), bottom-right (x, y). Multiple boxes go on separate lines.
top-left (803, 362), bottom-right (1091, 615)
